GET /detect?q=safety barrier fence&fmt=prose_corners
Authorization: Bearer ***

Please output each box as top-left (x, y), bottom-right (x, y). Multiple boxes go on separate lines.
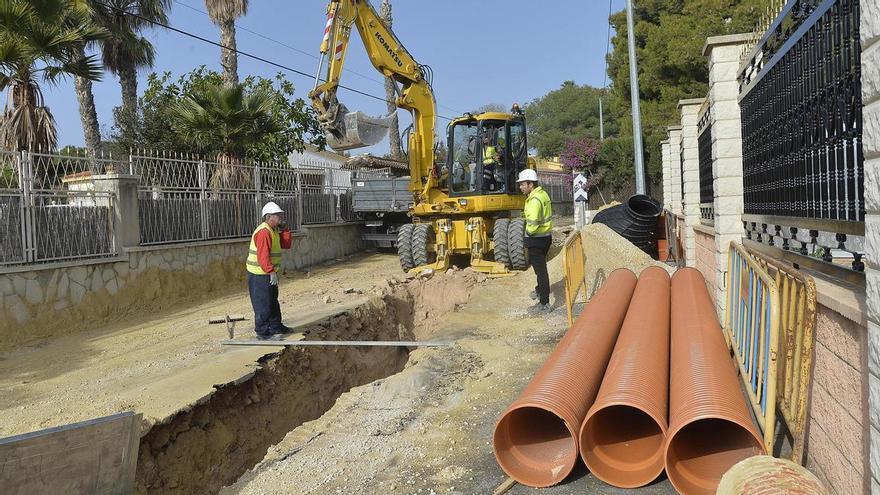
top-left (724, 241), bottom-right (781, 454)
top-left (0, 150), bottom-right (117, 266)
top-left (749, 248), bottom-right (817, 464)
top-left (562, 229), bottom-right (587, 326)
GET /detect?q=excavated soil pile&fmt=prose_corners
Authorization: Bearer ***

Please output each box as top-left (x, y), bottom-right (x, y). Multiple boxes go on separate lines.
top-left (135, 270), bottom-right (479, 495)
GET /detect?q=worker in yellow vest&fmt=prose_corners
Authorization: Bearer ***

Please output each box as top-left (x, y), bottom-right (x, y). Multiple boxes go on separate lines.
top-left (246, 202), bottom-right (293, 340)
top-left (517, 169), bottom-right (553, 314)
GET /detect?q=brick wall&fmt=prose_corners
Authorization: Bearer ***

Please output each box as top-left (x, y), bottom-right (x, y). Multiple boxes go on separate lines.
top-left (693, 226), bottom-right (717, 305)
top-left (807, 304), bottom-right (869, 494)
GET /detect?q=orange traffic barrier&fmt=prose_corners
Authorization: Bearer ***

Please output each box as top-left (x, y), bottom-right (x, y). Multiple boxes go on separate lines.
top-left (666, 268), bottom-right (764, 495)
top-left (492, 269), bottom-right (637, 487)
top-left (579, 266), bottom-right (670, 488)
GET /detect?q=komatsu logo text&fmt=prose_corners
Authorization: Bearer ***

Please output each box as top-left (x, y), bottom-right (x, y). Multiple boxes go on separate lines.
top-left (375, 32), bottom-right (403, 67)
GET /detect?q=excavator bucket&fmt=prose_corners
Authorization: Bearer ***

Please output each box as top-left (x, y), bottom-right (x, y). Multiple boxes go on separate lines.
top-left (324, 111), bottom-right (394, 151)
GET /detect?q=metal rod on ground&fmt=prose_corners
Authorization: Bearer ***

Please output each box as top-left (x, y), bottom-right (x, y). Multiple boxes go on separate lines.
top-left (221, 340), bottom-right (452, 347)
top-left (626, 0), bottom-right (646, 194)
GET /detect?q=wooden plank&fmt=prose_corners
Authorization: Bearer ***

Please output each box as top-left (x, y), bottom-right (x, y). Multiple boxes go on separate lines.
top-left (220, 339), bottom-right (452, 348)
top-left (492, 477), bottom-right (517, 495)
top-left (0, 412), bottom-right (141, 495)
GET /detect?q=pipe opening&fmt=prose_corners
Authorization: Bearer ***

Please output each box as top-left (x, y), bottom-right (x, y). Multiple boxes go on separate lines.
top-left (626, 195), bottom-right (662, 219)
top-left (665, 418), bottom-right (764, 495)
top-left (580, 405), bottom-right (666, 488)
top-left (493, 406), bottom-right (578, 487)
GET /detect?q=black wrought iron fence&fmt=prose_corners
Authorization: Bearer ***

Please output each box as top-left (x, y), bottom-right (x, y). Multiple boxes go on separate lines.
top-left (698, 114), bottom-right (714, 225)
top-left (738, 0), bottom-right (864, 278)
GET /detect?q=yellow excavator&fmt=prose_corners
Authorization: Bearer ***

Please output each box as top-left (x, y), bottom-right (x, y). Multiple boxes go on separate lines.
top-left (309, 0), bottom-right (534, 274)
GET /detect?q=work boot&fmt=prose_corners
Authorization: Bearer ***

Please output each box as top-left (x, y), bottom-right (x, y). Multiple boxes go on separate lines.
top-left (527, 303), bottom-right (552, 315)
top-left (256, 334), bottom-right (283, 341)
top-left (273, 325), bottom-right (295, 335)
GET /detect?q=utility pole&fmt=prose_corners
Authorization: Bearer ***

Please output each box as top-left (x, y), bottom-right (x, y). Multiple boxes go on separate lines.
top-left (626, 0), bottom-right (646, 194)
top-left (380, 0), bottom-right (402, 160)
top-left (599, 96), bottom-right (605, 141)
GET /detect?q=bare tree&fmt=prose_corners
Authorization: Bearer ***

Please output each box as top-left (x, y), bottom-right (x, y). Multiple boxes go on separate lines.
top-left (380, 0), bottom-right (402, 160)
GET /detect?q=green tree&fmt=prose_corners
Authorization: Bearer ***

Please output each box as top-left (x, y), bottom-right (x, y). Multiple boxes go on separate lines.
top-left (0, 0), bottom-right (106, 153)
top-left (205, 0), bottom-right (247, 86)
top-left (605, 0), bottom-right (763, 185)
top-left (91, 0), bottom-right (171, 141)
top-left (524, 81), bottom-right (617, 158)
top-left (172, 81), bottom-right (278, 187)
top-left (111, 67), bottom-right (323, 160)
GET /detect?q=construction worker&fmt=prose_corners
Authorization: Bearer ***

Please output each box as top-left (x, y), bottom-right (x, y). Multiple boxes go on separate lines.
top-left (482, 132), bottom-right (502, 192)
top-left (246, 202), bottom-right (293, 340)
top-left (517, 169), bottom-right (553, 313)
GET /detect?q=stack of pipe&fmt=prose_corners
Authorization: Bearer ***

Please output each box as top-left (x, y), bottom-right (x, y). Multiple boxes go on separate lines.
top-left (492, 269), bottom-right (637, 487)
top-left (492, 267), bottom-right (766, 494)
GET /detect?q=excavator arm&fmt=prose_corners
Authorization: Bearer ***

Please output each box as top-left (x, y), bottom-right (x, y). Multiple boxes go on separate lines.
top-left (309, 0), bottom-right (437, 199)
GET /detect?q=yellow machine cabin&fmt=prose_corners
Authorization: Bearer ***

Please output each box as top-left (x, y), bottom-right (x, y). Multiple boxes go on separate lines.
top-left (309, 0), bottom-right (533, 274)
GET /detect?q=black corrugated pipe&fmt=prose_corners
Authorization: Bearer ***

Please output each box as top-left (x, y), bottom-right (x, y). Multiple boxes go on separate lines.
top-left (591, 195), bottom-right (662, 255)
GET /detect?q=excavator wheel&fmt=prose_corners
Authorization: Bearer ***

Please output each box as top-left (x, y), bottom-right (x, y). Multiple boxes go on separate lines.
top-left (397, 224), bottom-right (415, 271)
top-left (508, 218), bottom-right (528, 270)
top-left (493, 218), bottom-right (511, 268)
top-left (411, 223), bottom-right (435, 267)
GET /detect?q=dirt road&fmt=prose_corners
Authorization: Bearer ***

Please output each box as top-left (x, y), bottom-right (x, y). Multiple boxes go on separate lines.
top-left (0, 252), bottom-right (400, 437)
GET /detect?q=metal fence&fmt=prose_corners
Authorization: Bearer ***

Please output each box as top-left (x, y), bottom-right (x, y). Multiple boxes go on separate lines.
top-left (0, 150), bottom-right (117, 266)
top-left (536, 171), bottom-right (574, 216)
top-left (738, 0), bottom-right (864, 278)
top-left (131, 152), bottom-right (357, 246)
top-left (698, 113), bottom-right (715, 225)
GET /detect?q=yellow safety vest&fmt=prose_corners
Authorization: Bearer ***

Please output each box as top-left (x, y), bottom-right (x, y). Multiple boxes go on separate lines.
top-left (483, 145), bottom-right (497, 165)
top-left (524, 186), bottom-right (553, 237)
top-left (246, 222), bottom-right (282, 274)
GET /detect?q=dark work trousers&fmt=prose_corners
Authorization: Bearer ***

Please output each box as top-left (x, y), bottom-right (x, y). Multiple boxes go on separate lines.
top-left (526, 235), bottom-right (552, 305)
top-left (247, 272), bottom-right (282, 336)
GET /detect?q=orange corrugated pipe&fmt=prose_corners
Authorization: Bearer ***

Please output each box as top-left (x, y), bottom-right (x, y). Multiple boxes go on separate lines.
top-left (666, 268), bottom-right (765, 495)
top-left (579, 266), bottom-right (670, 488)
top-left (492, 268), bottom-right (637, 487)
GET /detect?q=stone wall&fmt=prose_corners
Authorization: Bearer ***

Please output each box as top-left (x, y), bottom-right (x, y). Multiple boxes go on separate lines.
top-left (861, 0), bottom-right (880, 492)
top-left (807, 301), bottom-right (869, 495)
top-left (679, 98), bottom-right (705, 267)
top-left (0, 224), bottom-right (365, 351)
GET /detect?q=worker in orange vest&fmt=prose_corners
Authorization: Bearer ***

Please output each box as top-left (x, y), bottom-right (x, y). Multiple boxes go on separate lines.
top-left (246, 202), bottom-right (293, 340)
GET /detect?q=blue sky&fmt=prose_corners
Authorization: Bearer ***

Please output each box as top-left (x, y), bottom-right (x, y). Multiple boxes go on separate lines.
top-left (33, 0), bottom-right (621, 155)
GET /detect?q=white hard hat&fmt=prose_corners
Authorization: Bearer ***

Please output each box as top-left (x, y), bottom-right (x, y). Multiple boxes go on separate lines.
top-left (516, 169), bottom-right (538, 183)
top-left (261, 201), bottom-right (284, 217)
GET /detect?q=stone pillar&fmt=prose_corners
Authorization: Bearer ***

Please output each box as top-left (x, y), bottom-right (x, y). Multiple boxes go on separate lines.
top-left (668, 126), bottom-right (683, 216)
top-left (661, 139), bottom-right (671, 210)
top-left (679, 98), bottom-right (705, 267)
top-left (861, 1), bottom-right (880, 492)
top-left (704, 34), bottom-right (752, 318)
top-left (92, 174), bottom-right (141, 250)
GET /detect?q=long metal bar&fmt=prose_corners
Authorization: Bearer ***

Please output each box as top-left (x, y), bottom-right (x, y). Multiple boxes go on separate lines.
top-left (625, 0), bottom-right (645, 194)
top-left (221, 339), bottom-right (452, 347)
top-left (741, 214), bottom-right (864, 236)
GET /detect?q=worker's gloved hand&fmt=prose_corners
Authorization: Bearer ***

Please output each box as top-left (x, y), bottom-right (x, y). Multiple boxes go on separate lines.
top-left (269, 272), bottom-right (279, 286)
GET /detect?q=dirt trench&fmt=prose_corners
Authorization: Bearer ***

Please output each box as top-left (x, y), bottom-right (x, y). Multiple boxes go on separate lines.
top-left (134, 270), bottom-right (479, 495)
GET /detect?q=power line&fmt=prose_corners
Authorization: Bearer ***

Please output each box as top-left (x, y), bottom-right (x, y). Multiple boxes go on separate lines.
top-left (104, 2), bottom-right (457, 121)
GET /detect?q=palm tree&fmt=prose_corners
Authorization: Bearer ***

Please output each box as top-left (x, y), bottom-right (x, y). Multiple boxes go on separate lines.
top-left (88, 0), bottom-right (170, 143)
top-left (380, 0), bottom-right (401, 160)
top-left (172, 82), bottom-right (279, 188)
top-left (0, 0), bottom-right (106, 153)
top-left (204, 0), bottom-right (247, 87)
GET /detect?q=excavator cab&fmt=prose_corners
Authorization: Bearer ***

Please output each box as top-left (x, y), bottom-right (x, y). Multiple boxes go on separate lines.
top-left (446, 110), bottom-right (528, 197)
